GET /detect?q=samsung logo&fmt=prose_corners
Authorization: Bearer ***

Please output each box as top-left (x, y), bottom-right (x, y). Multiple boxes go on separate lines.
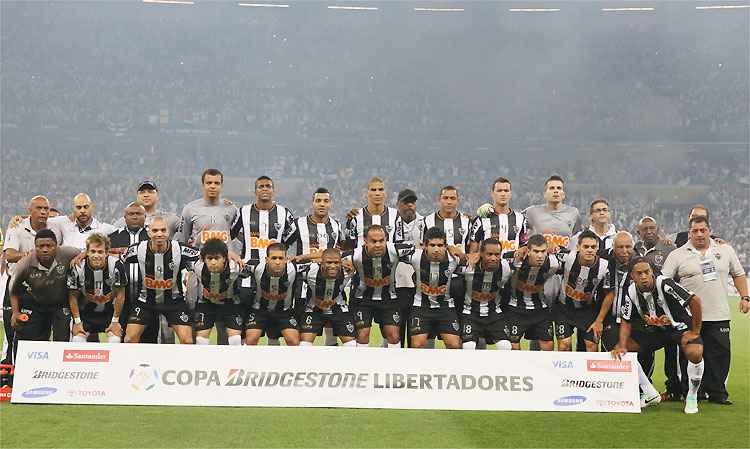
top-left (21, 387), bottom-right (58, 399)
top-left (553, 395), bottom-right (587, 406)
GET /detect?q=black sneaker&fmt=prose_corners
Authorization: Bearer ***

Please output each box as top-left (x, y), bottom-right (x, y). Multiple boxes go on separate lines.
top-left (660, 391), bottom-right (685, 402)
top-left (708, 397), bottom-right (733, 405)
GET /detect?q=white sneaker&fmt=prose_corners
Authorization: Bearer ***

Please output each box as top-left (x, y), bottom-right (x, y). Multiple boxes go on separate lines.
top-left (641, 391), bottom-right (661, 408)
top-left (684, 394), bottom-right (699, 414)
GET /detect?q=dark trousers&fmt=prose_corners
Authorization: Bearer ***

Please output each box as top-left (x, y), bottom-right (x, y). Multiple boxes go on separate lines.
top-left (701, 320), bottom-right (731, 401)
top-left (396, 287), bottom-right (415, 348)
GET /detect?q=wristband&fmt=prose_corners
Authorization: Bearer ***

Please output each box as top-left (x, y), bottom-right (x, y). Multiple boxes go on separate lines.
top-left (111, 316), bottom-right (120, 323)
top-left (73, 317), bottom-right (82, 325)
top-left (741, 296), bottom-right (750, 303)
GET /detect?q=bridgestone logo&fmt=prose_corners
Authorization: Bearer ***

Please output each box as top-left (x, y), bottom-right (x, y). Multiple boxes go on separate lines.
top-left (561, 379), bottom-right (624, 389)
top-left (32, 370), bottom-right (99, 380)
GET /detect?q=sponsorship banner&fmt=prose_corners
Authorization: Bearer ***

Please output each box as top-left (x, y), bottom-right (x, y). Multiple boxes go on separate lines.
top-left (12, 341), bottom-right (639, 412)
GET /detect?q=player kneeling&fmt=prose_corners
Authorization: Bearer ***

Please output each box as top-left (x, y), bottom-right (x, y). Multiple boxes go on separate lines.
top-left (299, 248), bottom-right (357, 347)
top-left (193, 238), bottom-right (245, 346)
top-left (612, 257), bottom-right (704, 413)
top-left (67, 233), bottom-right (126, 343)
top-left (244, 243), bottom-right (301, 346)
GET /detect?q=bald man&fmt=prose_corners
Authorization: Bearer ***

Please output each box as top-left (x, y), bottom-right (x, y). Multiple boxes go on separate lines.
top-left (47, 193), bottom-right (117, 250)
top-left (2, 195), bottom-right (51, 383)
top-left (592, 231), bottom-right (635, 351)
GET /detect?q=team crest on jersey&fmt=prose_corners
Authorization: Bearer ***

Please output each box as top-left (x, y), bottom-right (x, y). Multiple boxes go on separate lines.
top-left (458, 227), bottom-right (466, 236)
top-left (179, 312), bottom-right (189, 323)
top-left (289, 317), bottom-right (298, 327)
top-left (452, 321), bottom-right (459, 331)
top-left (168, 261), bottom-right (175, 271)
top-left (654, 254), bottom-right (664, 266)
top-left (385, 225), bottom-right (392, 233)
top-left (274, 222), bottom-right (282, 231)
top-left (444, 270), bottom-right (453, 278)
top-left (346, 322), bottom-right (355, 333)
top-left (576, 277), bottom-right (586, 287)
top-left (235, 316), bottom-right (243, 326)
top-left (392, 311), bottom-right (400, 323)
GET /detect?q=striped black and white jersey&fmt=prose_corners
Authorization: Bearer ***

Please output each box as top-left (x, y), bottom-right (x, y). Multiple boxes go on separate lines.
top-left (606, 252), bottom-right (633, 323)
top-left (194, 260), bottom-right (242, 306)
top-left (250, 261), bottom-right (299, 312)
top-left (231, 204), bottom-right (297, 264)
top-left (409, 250), bottom-right (461, 310)
top-left (507, 255), bottom-right (561, 311)
top-left (305, 263), bottom-right (349, 315)
top-left (621, 276), bottom-right (694, 332)
top-left (347, 242), bottom-right (414, 302)
top-left (108, 226), bottom-right (149, 305)
top-left (292, 216), bottom-right (343, 256)
top-left (469, 209), bottom-right (527, 254)
top-left (557, 250), bottom-right (612, 309)
top-left (423, 212), bottom-right (471, 252)
top-left (67, 256), bottom-right (127, 314)
top-left (122, 241), bottom-right (200, 305)
top-left (345, 206), bottom-right (403, 248)
top-left (231, 204), bottom-right (297, 287)
top-left (462, 260), bottom-right (512, 317)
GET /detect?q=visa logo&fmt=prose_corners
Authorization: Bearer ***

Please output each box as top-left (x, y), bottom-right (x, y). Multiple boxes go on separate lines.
top-left (27, 351), bottom-right (49, 360)
top-left (553, 360), bottom-right (574, 369)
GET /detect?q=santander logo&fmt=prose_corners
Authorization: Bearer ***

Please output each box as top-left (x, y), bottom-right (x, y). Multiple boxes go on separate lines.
top-left (63, 350), bottom-right (110, 363)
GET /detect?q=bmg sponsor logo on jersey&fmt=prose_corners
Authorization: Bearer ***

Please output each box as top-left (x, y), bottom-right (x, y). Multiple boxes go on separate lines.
top-left (586, 359), bottom-right (631, 372)
top-left (553, 395), bottom-right (587, 406)
top-left (21, 387), bottom-right (58, 399)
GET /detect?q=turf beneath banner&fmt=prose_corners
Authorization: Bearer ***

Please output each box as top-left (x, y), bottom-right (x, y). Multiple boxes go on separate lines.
top-left (1, 299), bottom-right (748, 448)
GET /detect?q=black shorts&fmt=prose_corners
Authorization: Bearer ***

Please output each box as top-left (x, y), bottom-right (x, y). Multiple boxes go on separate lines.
top-left (601, 319), bottom-right (620, 351)
top-left (461, 314), bottom-right (509, 344)
top-left (409, 307), bottom-right (460, 336)
top-left (503, 307), bottom-right (554, 343)
top-left (80, 309), bottom-right (115, 334)
top-left (553, 305), bottom-right (597, 343)
top-left (128, 300), bottom-right (193, 327)
top-left (240, 286), bottom-right (283, 339)
top-left (244, 308), bottom-right (298, 332)
top-left (299, 309), bottom-right (356, 337)
top-left (631, 328), bottom-right (703, 352)
top-left (14, 298), bottom-right (63, 341)
top-left (195, 302), bottom-right (243, 331)
top-left (352, 300), bottom-right (402, 330)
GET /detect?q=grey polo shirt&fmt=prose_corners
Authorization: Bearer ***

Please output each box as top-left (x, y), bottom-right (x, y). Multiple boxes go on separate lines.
top-left (661, 240), bottom-right (745, 322)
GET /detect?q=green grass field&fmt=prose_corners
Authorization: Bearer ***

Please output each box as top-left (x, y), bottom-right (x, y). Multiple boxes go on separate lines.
top-left (1, 298), bottom-right (748, 448)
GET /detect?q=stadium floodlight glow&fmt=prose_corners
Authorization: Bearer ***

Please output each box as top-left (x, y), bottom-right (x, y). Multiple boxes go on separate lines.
top-left (601, 7), bottom-right (655, 11)
top-left (327, 5), bottom-right (379, 10)
top-left (413, 7), bottom-right (465, 12)
top-left (508, 8), bottom-right (561, 12)
top-left (695, 4), bottom-right (750, 9)
top-left (238, 2), bottom-right (290, 7)
top-left (142, 0), bottom-right (195, 4)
